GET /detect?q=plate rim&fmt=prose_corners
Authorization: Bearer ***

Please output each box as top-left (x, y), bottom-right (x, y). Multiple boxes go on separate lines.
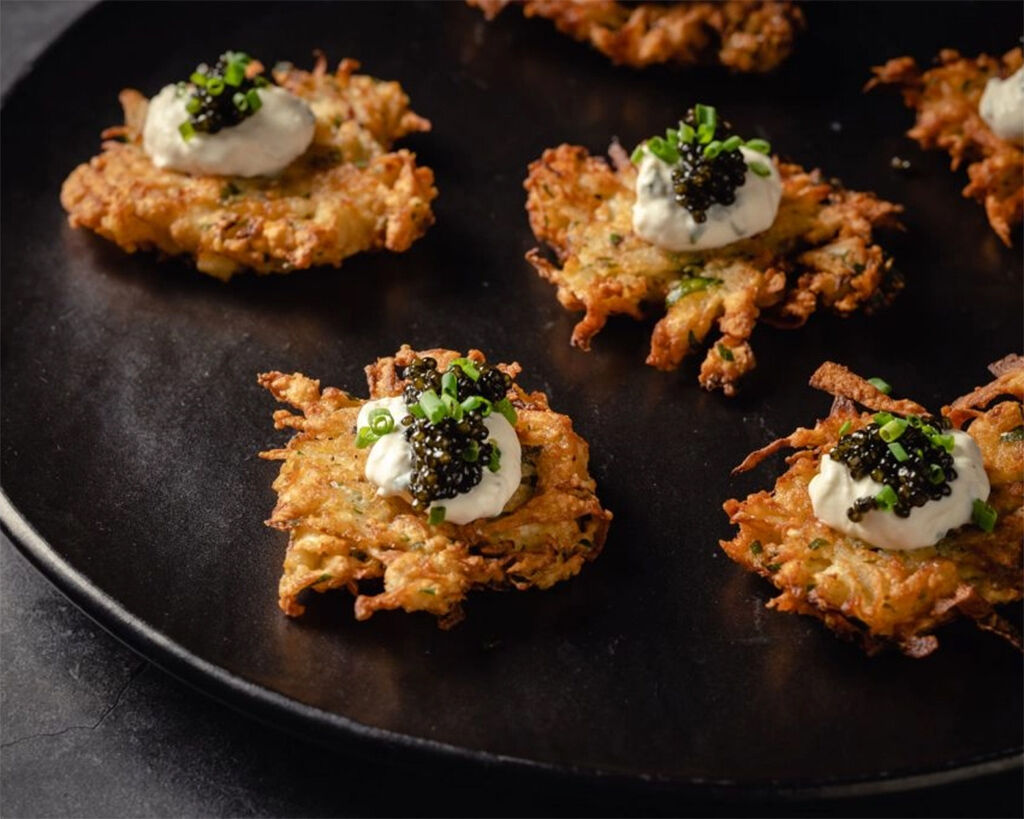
top-left (3, 490), bottom-right (1021, 798)
top-left (3, 0), bottom-right (1021, 798)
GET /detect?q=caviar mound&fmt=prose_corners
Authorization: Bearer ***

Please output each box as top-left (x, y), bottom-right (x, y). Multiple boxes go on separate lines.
top-left (259, 346), bottom-right (612, 628)
top-left (867, 47), bottom-right (1023, 246)
top-left (524, 143), bottom-right (902, 395)
top-left (60, 56), bottom-right (436, 280)
top-left (720, 358), bottom-right (1024, 657)
top-left (470, 0), bottom-right (804, 73)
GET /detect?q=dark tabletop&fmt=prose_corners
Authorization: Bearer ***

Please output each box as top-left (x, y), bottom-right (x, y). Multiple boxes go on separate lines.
top-left (1, 3), bottom-right (1022, 817)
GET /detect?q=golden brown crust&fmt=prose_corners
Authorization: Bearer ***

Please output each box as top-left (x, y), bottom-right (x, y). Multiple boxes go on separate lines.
top-left (61, 56), bottom-right (437, 280)
top-left (524, 143), bottom-right (902, 395)
top-left (867, 47), bottom-right (1023, 246)
top-left (259, 345), bottom-right (612, 627)
top-left (469, 1), bottom-right (804, 72)
top-left (721, 359), bottom-right (1024, 656)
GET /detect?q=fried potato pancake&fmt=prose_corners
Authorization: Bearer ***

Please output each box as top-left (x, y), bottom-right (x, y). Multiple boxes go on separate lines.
top-left (867, 47), bottom-right (1023, 246)
top-left (721, 358), bottom-right (1024, 657)
top-left (525, 143), bottom-right (902, 395)
top-left (259, 346), bottom-right (612, 627)
top-left (61, 56), bottom-right (437, 280)
top-left (470, 1), bottom-right (803, 72)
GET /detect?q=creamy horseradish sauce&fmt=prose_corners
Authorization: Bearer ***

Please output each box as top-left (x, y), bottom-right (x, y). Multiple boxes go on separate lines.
top-left (142, 52), bottom-right (314, 177)
top-left (356, 397), bottom-right (522, 526)
top-left (809, 429), bottom-right (990, 551)
top-left (979, 65), bottom-right (1024, 144)
top-left (633, 146), bottom-right (782, 251)
top-left (629, 105), bottom-right (782, 252)
top-left (144, 84), bottom-right (315, 177)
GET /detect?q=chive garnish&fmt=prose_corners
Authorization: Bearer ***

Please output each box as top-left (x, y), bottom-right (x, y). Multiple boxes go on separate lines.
top-left (867, 376), bottom-right (892, 395)
top-left (927, 464), bottom-right (945, 485)
top-left (178, 121), bottom-right (196, 141)
top-left (750, 540), bottom-right (763, 555)
top-left (808, 538), bottom-right (829, 550)
top-left (837, 420), bottom-right (852, 437)
top-left (888, 441), bottom-right (909, 462)
top-left (716, 343), bottom-right (734, 362)
top-left (744, 138), bottom-right (771, 154)
top-left (462, 441), bottom-right (480, 462)
top-left (665, 276), bottom-right (723, 306)
top-left (417, 389), bottom-right (447, 424)
top-left (355, 426), bottom-right (379, 448)
top-left (875, 485), bottom-right (898, 510)
top-left (748, 161), bottom-right (771, 177)
top-left (460, 395), bottom-right (492, 415)
top-left (441, 371), bottom-right (459, 399)
top-left (450, 357), bottom-right (481, 381)
top-left (428, 506), bottom-right (446, 526)
top-left (494, 398), bottom-right (517, 426)
top-left (367, 407), bottom-right (395, 436)
top-left (488, 443), bottom-right (502, 473)
top-left (971, 499), bottom-right (997, 532)
top-left (879, 418), bottom-right (908, 442)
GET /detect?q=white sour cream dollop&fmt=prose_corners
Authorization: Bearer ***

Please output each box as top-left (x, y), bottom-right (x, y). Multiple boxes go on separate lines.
top-left (808, 430), bottom-right (990, 551)
top-left (356, 396), bottom-right (522, 526)
top-left (979, 65), bottom-right (1024, 145)
top-left (632, 146), bottom-right (782, 251)
top-left (142, 84), bottom-right (315, 177)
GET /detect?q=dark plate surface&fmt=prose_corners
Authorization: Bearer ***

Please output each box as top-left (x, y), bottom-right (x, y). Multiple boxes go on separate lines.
top-left (2, 0), bottom-right (1022, 794)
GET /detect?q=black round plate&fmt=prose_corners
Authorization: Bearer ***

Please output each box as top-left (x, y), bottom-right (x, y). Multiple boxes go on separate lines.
top-left (2, 0), bottom-right (1021, 795)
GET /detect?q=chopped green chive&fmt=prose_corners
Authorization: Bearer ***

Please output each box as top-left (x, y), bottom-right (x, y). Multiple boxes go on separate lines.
top-left (441, 370), bottom-right (458, 399)
top-left (694, 103), bottom-right (717, 133)
top-left (971, 499), bottom-right (997, 532)
top-left (441, 393), bottom-right (464, 421)
top-left (646, 136), bottom-right (680, 164)
top-left (367, 408), bottom-right (395, 436)
top-left (716, 343), bottom-right (735, 362)
top-left (679, 122), bottom-right (696, 143)
top-left (702, 140), bottom-right (724, 159)
top-left (721, 135), bottom-right (743, 152)
top-left (879, 418), bottom-right (908, 442)
top-left (407, 403), bottom-right (426, 419)
top-left (488, 443), bottom-right (502, 473)
top-left (417, 389), bottom-right (446, 424)
top-left (450, 358), bottom-right (480, 381)
top-left (665, 276), bottom-right (723, 306)
top-left (355, 426), bottom-right (379, 448)
top-left (185, 97), bottom-right (202, 114)
top-left (206, 77), bottom-right (225, 96)
top-left (428, 506), bottom-right (446, 526)
top-left (748, 161), bottom-right (771, 177)
top-left (494, 398), bottom-right (517, 426)
top-left (631, 144), bottom-right (645, 163)
top-left (224, 61), bottom-right (246, 87)
top-left (462, 441), bottom-right (480, 462)
top-left (930, 433), bottom-right (955, 453)
top-left (927, 464), bottom-right (946, 485)
top-left (1000, 425), bottom-right (1024, 443)
top-left (808, 538), bottom-right (829, 550)
top-left (873, 411), bottom-right (894, 427)
top-left (233, 91), bottom-right (249, 112)
top-left (744, 138), bottom-right (771, 154)
top-left (867, 376), bottom-right (892, 395)
top-left (838, 420), bottom-right (853, 437)
top-left (888, 441), bottom-right (909, 462)
top-left (190, 71), bottom-right (208, 87)
top-left (178, 121), bottom-right (196, 141)
top-left (460, 395), bottom-right (492, 415)
top-left (750, 540), bottom-right (763, 555)
top-left (246, 88), bottom-right (262, 111)
top-left (875, 485), bottom-right (898, 510)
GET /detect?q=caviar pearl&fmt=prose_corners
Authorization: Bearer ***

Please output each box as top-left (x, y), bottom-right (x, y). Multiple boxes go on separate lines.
top-left (808, 430), bottom-right (990, 551)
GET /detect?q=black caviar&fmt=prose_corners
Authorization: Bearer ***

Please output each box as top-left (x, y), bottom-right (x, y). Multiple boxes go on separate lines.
top-left (669, 108), bottom-right (748, 223)
top-left (178, 51), bottom-right (269, 141)
top-left (398, 357), bottom-right (514, 512)
top-left (829, 414), bottom-right (957, 521)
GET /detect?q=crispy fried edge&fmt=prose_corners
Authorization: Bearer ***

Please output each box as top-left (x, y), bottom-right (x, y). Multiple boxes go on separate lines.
top-left (867, 47), bottom-right (1024, 246)
top-left (722, 358), bottom-right (1024, 656)
top-left (469, 1), bottom-right (804, 72)
top-left (258, 345), bottom-right (613, 626)
top-left (524, 143), bottom-right (903, 395)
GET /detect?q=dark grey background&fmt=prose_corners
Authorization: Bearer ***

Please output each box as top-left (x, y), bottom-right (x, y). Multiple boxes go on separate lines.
top-left (1, 2), bottom-right (1022, 816)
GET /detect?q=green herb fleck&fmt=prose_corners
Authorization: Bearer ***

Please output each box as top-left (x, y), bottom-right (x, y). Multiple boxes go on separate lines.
top-left (808, 538), bottom-right (829, 551)
top-left (750, 540), bottom-right (763, 555)
top-left (665, 276), bottom-right (723, 306)
top-left (971, 499), bottom-right (997, 532)
top-left (716, 343), bottom-right (735, 362)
